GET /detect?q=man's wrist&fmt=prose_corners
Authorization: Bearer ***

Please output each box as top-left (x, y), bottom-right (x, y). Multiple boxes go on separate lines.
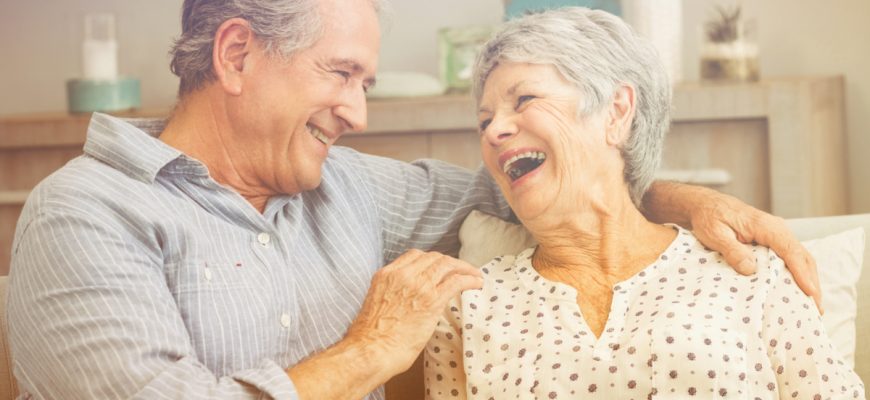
top-left (643, 181), bottom-right (727, 228)
top-left (339, 332), bottom-right (397, 379)
top-left (287, 334), bottom-right (397, 400)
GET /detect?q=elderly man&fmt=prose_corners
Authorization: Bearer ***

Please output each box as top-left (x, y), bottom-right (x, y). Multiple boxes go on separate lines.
top-left (7, 0), bottom-right (820, 399)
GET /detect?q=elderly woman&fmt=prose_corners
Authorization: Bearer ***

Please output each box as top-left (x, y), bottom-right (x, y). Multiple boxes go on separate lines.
top-left (424, 7), bottom-right (864, 400)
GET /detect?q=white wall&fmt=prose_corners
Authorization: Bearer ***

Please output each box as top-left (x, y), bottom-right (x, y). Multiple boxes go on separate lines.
top-left (1, 0), bottom-right (867, 212)
top-left (681, 1), bottom-right (870, 214)
top-left (0, 0), bottom-right (181, 113)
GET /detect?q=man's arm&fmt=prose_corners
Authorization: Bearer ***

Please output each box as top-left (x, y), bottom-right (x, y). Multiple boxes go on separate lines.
top-left (642, 181), bottom-right (822, 310)
top-left (345, 147), bottom-right (511, 261)
top-left (10, 207), bottom-right (482, 400)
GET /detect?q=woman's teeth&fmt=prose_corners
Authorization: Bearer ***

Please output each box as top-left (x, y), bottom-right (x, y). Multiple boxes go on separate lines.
top-left (308, 125), bottom-right (329, 145)
top-left (503, 151), bottom-right (547, 177)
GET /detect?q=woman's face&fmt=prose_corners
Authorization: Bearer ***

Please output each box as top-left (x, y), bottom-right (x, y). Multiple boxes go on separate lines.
top-left (477, 62), bottom-right (628, 225)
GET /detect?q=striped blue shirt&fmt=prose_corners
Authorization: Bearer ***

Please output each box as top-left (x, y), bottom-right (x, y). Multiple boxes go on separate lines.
top-left (7, 113), bottom-right (511, 399)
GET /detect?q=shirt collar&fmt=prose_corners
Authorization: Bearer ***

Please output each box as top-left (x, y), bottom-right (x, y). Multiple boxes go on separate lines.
top-left (83, 112), bottom-right (208, 183)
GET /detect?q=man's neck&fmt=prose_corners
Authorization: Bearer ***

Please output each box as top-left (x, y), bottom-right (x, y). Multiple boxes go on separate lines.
top-left (159, 90), bottom-right (276, 213)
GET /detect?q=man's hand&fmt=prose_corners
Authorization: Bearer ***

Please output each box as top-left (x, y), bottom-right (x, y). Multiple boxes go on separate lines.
top-left (346, 249), bottom-right (484, 377)
top-left (644, 181), bottom-right (822, 312)
top-left (288, 250), bottom-right (483, 400)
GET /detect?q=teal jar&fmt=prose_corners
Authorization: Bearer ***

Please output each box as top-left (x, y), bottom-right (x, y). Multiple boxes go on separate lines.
top-left (66, 77), bottom-right (141, 114)
top-left (504, 0), bottom-right (622, 19)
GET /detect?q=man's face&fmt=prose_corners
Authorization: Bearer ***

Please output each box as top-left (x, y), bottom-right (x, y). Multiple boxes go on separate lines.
top-left (226, 0), bottom-right (380, 196)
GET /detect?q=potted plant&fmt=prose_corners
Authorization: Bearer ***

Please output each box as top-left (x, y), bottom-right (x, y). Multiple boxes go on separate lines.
top-left (700, 5), bottom-right (759, 82)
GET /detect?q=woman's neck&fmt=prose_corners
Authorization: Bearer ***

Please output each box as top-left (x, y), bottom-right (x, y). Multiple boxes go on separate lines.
top-left (530, 196), bottom-right (674, 282)
top-left (527, 193), bottom-right (676, 338)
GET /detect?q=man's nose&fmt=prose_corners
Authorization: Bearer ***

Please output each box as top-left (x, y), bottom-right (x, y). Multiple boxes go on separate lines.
top-left (335, 86), bottom-right (368, 133)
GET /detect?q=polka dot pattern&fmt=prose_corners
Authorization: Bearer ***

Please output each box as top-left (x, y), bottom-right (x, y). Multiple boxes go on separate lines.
top-left (424, 228), bottom-right (865, 399)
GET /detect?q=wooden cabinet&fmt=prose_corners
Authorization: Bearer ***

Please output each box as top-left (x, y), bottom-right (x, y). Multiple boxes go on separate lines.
top-left (0, 76), bottom-right (848, 275)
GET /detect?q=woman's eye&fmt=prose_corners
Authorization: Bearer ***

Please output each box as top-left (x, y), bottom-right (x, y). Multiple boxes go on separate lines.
top-left (516, 95), bottom-right (535, 108)
top-left (479, 119), bottom-right (492, 132)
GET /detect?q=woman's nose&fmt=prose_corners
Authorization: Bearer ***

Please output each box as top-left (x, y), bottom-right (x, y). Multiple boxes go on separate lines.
top-left (483, 115), bottom-right (518, 147)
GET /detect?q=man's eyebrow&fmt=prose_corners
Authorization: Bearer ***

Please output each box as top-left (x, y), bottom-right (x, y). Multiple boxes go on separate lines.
top-left (330, 58), bottom-right (377, 87)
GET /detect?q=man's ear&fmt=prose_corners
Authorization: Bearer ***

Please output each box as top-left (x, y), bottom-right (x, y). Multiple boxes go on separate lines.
top-left (212, 18), bottom-right (254, 96)
top-left (604, 84), bottom-right (637, 147)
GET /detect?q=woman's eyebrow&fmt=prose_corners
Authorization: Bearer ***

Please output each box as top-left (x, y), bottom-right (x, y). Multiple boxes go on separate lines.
top-left (478, 80), bottom-right (529, 114)
top-left (506, 80), bottom-right (526, 96)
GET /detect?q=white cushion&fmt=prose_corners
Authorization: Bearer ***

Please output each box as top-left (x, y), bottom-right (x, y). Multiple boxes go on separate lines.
top-left (458, 211), bottom-right (867, 378)
top-left (800, 228), bottom-right (865, 367)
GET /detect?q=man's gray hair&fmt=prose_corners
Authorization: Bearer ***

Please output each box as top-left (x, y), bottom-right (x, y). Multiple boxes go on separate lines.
top-left (169, 0), bottom-right (385, 96)
top-left (472, 7), bottom-right (672, 207)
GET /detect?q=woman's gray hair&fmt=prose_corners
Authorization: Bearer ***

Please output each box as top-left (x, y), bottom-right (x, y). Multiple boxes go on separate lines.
top-left (472, 7), bottom-right (671, 207)
top-left (169, 0), bottom-right (385, 96)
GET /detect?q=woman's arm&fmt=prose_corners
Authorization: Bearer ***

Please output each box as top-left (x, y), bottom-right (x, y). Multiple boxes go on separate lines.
top-left (642, 181), bottom-right (822, 311)
top-left (759, 254), bottom-right (865, 399)
top-left (424, 297), bottom-right (468, 400)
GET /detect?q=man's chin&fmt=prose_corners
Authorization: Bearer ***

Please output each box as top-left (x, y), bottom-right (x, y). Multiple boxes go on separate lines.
top-left (299, 175), bottom-right (324, 193)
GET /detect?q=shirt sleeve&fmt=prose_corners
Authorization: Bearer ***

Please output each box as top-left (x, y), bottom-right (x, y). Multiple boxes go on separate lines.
top-left (759, 252), bottom-right (865, 399)
top-left (349, 149), bottom-right (513, 262)
top-left (7, 209), bottom-right (299, 400)
top-left (424, 296), bottom-right (467, 400)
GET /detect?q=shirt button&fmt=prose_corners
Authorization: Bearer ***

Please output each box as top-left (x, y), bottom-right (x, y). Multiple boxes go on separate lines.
top-left (257, 232), bottom-right (271, 246)
top-left (204, 268), bottom-right (213, 281)
top-left (280, 313), bottom-right (291, 328)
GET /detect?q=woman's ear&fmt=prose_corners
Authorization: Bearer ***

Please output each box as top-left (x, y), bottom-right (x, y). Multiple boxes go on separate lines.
top-left (604, 84), bottom-right (637, 147)
top-left (212, 18), bottom-right (254, 96)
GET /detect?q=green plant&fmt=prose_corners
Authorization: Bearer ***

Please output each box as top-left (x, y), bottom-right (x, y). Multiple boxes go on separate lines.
top-left (705, 5), bottom-right (742, 43)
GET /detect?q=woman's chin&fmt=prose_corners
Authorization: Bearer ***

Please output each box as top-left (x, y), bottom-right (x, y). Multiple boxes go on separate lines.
top-left (510, 198), bottom-right (553, 225)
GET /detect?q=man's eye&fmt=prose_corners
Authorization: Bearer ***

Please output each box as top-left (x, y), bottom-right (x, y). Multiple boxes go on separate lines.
top-left (333, 70), bottom-right (351, 80)
top-left (479, 119), bottom-right (492, 132)
top-left (516, 95), bottom-right (535, 108)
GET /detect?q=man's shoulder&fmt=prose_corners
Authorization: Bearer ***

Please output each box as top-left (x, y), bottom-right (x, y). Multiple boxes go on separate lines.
top-left (24, 154), bottom-right (151, 218)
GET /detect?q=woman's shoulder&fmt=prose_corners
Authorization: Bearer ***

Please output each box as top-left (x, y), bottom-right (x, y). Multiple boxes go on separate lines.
top-left (674, 229), bottom-right (788, 298)
top-left (459, 247), bottom-right (536, 301)
top-left (477, 247), bottom-right (535, 276)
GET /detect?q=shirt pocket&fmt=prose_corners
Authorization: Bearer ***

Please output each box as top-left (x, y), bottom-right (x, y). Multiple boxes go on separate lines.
top-left (170, 260), bottom-right (266, 293)
top-left (164, 260), bottom-right (279, 371)
top-left (650, 324), bottom-right (749, 399)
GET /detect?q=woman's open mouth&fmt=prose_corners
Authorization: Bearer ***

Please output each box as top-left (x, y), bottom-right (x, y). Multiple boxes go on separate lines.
top-left (502, 151), bottom-right (546, 182)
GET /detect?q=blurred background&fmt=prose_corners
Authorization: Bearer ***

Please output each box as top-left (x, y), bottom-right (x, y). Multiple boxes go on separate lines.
top-left (0, 0), bottom-right (867, 219)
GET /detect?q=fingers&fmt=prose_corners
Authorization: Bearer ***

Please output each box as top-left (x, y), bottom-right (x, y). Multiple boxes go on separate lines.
top-left (390, 249), bottom-right (482, 283)
top-left (771, 240), bottom-right (823, 314)
top-left (435, 273), bottom-right (484, 306)
top-left (397, 251), bottom-right (483, 307)
top-left (749, 215), bottom-right (824, 314)
top-left (424, 257), bottom-right (482, 285)
top-left (696, 223), bottom-right (757, 275)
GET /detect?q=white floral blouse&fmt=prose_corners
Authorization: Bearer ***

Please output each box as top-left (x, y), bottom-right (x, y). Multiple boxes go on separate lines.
top-left (424, 227), bottom-right (864, 399)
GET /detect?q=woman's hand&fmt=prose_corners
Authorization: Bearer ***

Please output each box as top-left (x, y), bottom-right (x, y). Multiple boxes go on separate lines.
top-left (643, 181), bottom-right (822, 312)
